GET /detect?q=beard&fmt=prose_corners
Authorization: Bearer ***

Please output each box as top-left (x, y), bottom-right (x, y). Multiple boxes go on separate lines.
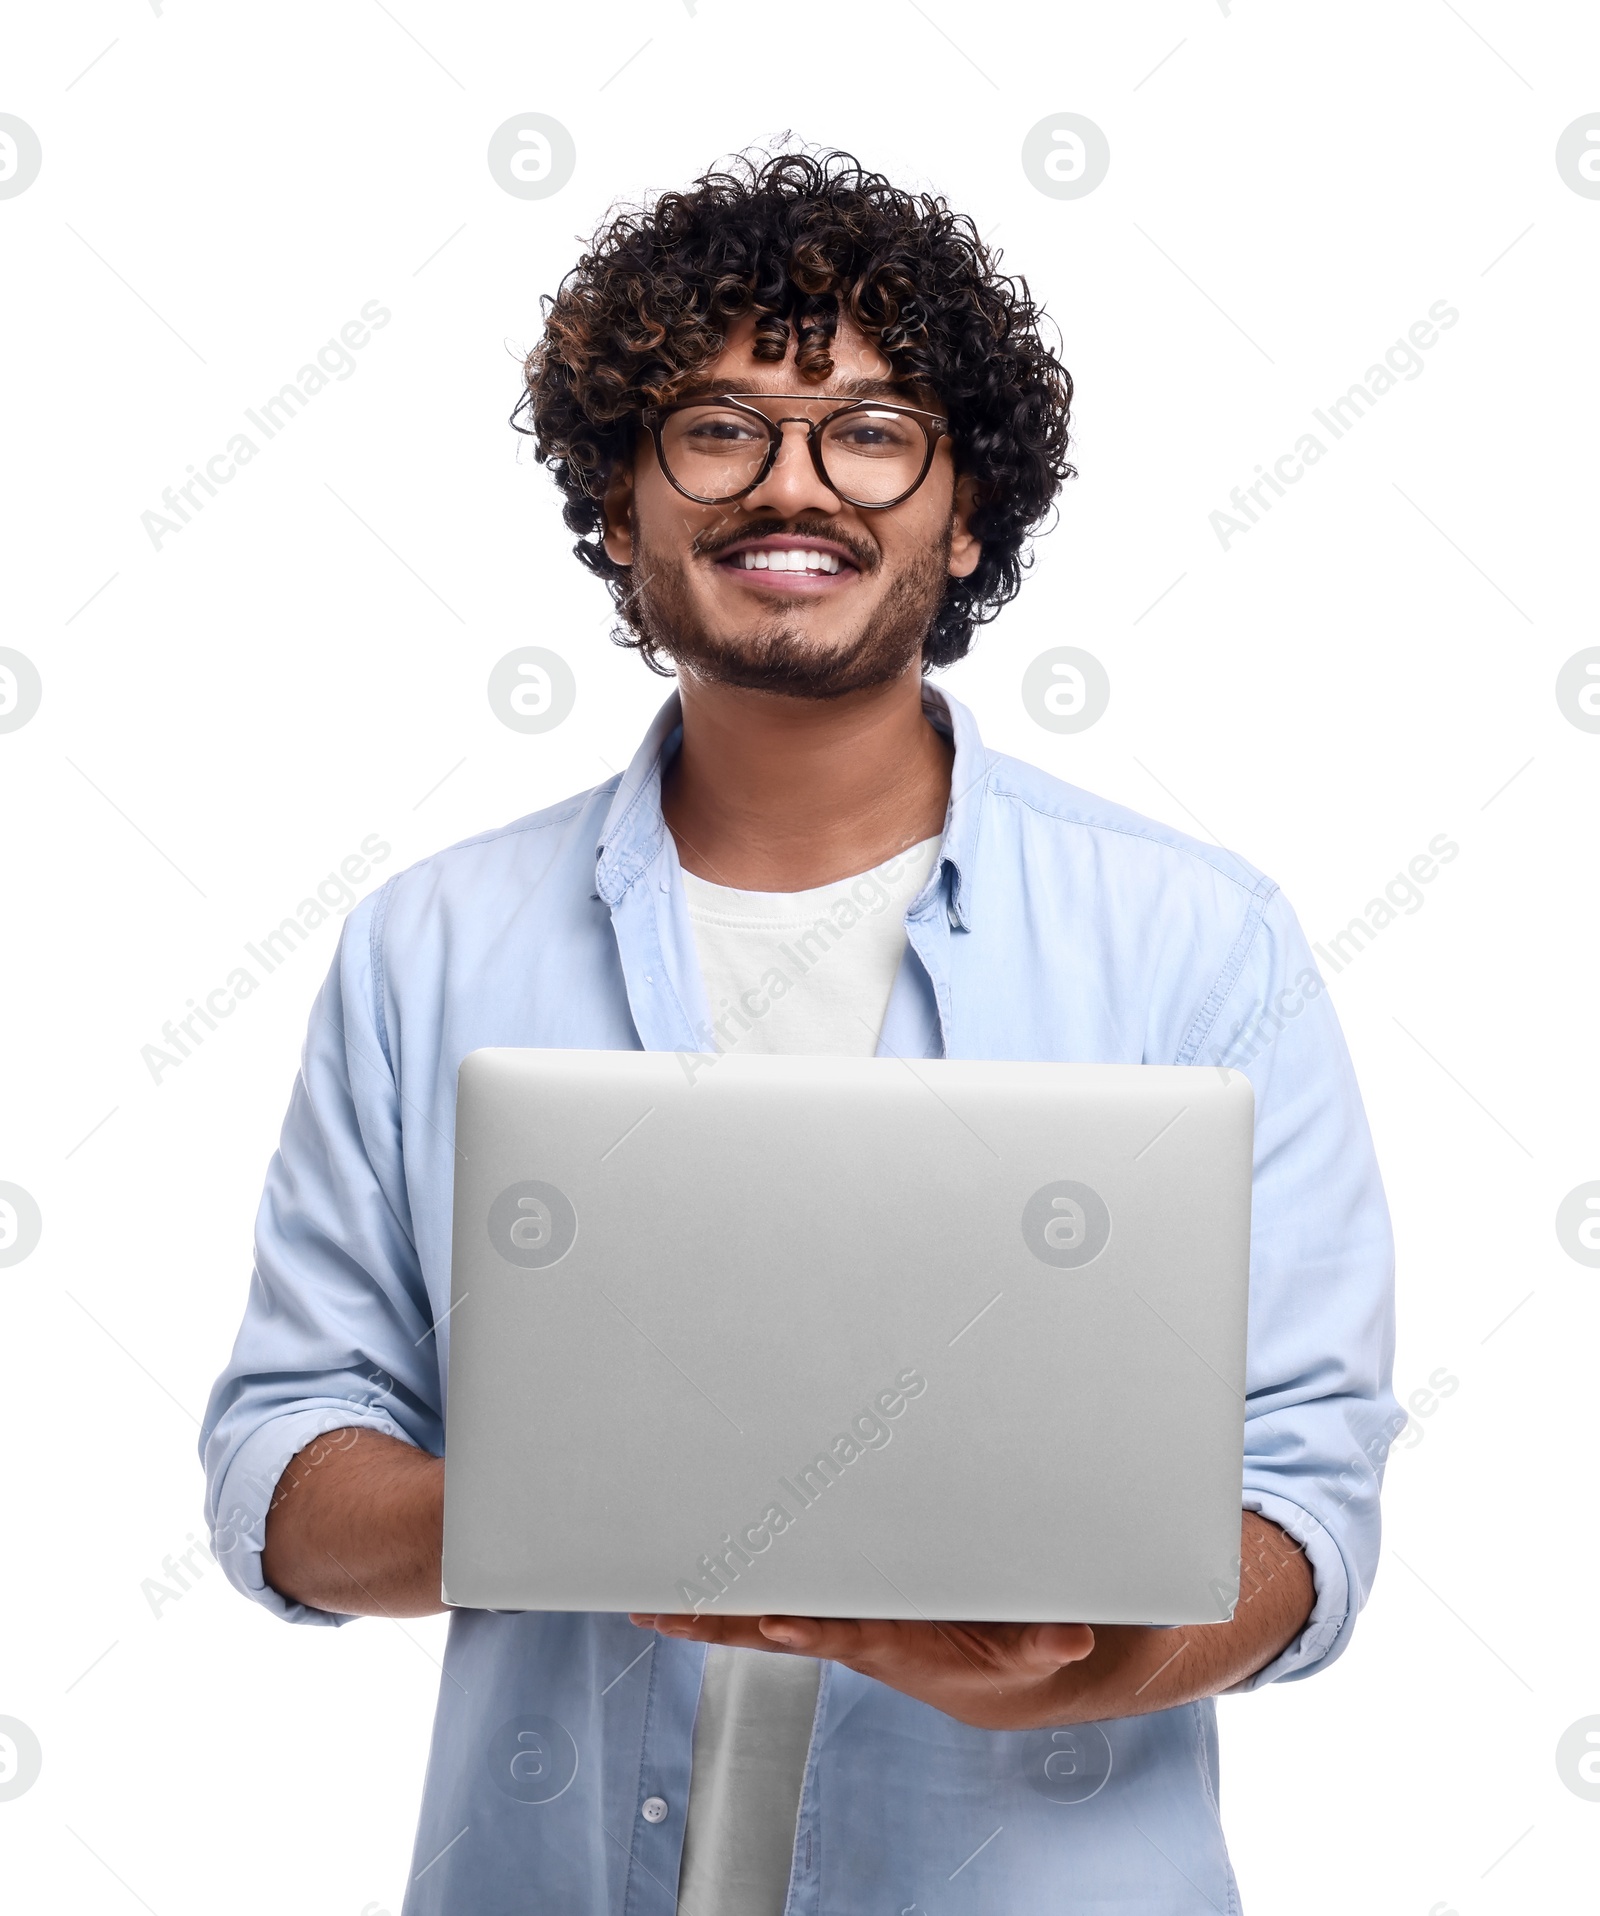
top-left (618, 512), bottom-right (953, 701)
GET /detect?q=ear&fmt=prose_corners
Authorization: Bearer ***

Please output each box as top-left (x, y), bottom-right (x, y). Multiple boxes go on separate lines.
top-left (947, 471), bottom-right (982, 580)
top-left (600, 460), bottom-right (636, 567)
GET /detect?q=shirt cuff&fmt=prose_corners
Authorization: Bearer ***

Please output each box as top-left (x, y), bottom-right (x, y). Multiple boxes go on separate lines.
top-left (208, 1405), bottom-right (415, 1626)
top-left (1227, 1488), bottom-right (1352, 1691)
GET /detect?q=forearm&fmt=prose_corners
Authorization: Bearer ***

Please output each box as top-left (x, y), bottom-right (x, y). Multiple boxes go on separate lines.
top-left (1041, 1511), bottom-right (1315, 1725)
top-left (260, 1427), bottom-right (446, 1618)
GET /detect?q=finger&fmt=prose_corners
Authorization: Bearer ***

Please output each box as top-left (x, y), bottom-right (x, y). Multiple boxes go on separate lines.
top-left (755, 1615), bottom-right (831, 1653)
top-left (638, 1611), bottom-right (721, 1637)
top-left (633, 1612), bottom-right (782, 1651)
top-left (1021, 1622), bottom-right (1096, 1668)
top-left (760, 1615), bottom-right (901, 1664)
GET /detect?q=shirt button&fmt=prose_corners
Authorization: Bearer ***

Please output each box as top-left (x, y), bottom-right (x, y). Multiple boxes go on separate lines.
top-left (640, 1795), bottom-right (668, 1824)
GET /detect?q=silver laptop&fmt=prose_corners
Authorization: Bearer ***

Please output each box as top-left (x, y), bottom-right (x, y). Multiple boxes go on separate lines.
top-left (442, 1049), bottom-right (1254, 1626)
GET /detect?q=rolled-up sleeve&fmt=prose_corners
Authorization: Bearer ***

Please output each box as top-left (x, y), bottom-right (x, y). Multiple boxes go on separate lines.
top-left (199, 883), bottom-right (442, 1624)
top-left (1194, 885), bottom-right (1399, 1688)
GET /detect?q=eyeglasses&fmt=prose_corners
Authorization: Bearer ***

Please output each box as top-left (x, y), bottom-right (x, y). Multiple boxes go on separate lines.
top-left (639, 392), bottom-right (951, 510)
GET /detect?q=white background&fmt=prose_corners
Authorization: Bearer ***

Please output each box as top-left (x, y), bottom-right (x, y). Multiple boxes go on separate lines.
top-left (2, 2), bottom-right (1597, 1912)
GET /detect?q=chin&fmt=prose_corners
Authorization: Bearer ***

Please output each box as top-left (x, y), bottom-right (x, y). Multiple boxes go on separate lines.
top-left (667, 623), bottom-right (923, 702)
top-left (624, 550), bottom-right (945, 701)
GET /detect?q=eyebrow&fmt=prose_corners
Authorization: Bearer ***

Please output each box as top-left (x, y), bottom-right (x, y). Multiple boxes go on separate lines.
top-left (667, 374), bottom-right (922, 404)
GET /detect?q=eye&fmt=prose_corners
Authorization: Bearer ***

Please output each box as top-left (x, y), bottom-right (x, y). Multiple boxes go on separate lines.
top-left (679, 410), bottom-right (766, 443)
top-left (826, 411), bottom-right (920, 454)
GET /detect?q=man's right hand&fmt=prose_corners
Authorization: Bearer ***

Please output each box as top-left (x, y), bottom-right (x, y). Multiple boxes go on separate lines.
top-left (260, 1427), bottom-right (447, 1617)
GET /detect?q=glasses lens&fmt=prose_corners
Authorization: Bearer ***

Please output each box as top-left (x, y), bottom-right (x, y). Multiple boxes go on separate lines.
top-left (659, 404), bottom-right (773, 500)
top-left (658, 401), bottom-right (933, 503)
top-left (818, 407), bottom-right (928, 503)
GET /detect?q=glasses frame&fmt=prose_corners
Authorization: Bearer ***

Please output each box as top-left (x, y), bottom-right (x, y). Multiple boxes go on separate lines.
top-left (639, 392), bottom-right (952, 510)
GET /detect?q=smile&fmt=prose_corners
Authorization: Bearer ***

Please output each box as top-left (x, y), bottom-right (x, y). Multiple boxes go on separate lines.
top-left (712, 536), bottom-right (862, 596)
top-left (730, 548), bottom-right (842, 574)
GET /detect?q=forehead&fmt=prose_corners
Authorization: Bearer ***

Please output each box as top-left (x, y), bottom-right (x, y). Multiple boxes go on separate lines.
top-left (684, 311), bottom-right (912, 402)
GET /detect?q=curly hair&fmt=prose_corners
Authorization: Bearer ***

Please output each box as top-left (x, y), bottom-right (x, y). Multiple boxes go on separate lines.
top-left (514, 147), bottom-right (1075, 671)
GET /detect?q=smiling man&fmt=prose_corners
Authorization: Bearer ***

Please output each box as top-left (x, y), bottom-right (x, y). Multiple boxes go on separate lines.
top-left (202, 151), bottom-right (1398, 1915)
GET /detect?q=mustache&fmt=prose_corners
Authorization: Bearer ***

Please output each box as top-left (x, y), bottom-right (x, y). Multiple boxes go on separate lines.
top-left (690, 518), bottom-right (879, 573)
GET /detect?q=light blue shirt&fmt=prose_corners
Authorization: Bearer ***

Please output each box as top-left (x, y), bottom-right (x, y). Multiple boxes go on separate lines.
top-left (201, 686), bottom-right (1398, 1915)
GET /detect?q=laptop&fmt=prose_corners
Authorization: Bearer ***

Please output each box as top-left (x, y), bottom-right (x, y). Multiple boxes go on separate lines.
top-left (442, 1048), bottom-right (1254, 1625)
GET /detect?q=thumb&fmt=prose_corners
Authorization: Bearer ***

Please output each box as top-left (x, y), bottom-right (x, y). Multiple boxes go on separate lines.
top-left (1022, 1622), bottom-right (1096, 1668)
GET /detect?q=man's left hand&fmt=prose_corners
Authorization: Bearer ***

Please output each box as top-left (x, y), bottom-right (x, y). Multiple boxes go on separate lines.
top-left (629, 1510), bottom-right (1316, 1729)
top-left (627, 1612), bottom-right (1095, 1730)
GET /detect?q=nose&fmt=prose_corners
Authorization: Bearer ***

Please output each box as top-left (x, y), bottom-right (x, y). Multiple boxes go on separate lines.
top-left (741, 418), bottom-right (841, 518)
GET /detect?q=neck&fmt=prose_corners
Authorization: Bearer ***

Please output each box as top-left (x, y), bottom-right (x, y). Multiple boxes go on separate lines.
top-left (661, 661), bottom-right (953, 891)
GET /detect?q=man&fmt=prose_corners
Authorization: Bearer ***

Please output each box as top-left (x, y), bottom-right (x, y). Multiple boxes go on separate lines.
top-left (202, 150), bottom-right (1398, 1914)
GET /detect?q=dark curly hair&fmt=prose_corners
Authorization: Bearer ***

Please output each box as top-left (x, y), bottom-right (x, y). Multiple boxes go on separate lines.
top-left (514, 146), bottom-right (1075, 671)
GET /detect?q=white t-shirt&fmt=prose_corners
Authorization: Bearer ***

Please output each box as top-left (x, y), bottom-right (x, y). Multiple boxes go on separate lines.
top-left (674, 834), bottom-right (942, 1916)
top-left (682, 835), bottom-right (942, 1060)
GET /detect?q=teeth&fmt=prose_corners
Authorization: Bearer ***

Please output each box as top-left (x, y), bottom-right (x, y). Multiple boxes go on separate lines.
top-left (736, 549), bottom-right (841, 574)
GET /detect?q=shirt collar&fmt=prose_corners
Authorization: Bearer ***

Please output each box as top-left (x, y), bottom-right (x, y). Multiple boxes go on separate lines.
top-left (594, 693), bottom-right (683, 910)
top-left (594, 681), bottom-right (992, 929)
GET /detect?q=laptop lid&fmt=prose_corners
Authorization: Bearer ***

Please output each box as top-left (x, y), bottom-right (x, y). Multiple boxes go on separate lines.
top-left (442, 1048), bottom-right (1254, 1626)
